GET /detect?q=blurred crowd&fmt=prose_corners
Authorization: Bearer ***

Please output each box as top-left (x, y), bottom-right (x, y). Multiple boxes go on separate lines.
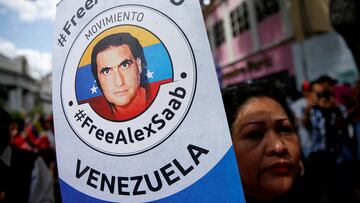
top-left (290, 75), bottom-right (360, 202)
top-left (291, 75), bottom-right (360, 162)
top-left (0, 110), bottom-right (61, 203)
top-left (10, 114), bottom-right (56, 165)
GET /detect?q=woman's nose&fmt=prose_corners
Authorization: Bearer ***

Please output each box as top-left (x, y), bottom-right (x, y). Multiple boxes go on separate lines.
top-left (265, 131), bottom-right (287, 156)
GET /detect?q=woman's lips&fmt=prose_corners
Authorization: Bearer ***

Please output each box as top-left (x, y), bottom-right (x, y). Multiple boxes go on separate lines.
top-left (265, 162), bottom-right (294, 174)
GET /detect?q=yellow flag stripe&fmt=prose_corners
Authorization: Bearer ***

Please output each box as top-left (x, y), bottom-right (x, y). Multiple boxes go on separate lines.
top-left (79, 26), bottom-right (160, 67)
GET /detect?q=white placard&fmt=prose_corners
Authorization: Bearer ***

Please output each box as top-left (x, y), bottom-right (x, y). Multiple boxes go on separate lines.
top-left (52, 0), bottom-right (244, 202)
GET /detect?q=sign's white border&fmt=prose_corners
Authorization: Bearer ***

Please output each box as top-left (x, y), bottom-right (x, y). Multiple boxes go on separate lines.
top-left (60, 4), bottom-right (197, 156)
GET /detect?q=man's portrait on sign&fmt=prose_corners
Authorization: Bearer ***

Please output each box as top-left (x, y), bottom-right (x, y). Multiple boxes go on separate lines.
top-left (75, 26), bottom-right (174, 121)
top-left (91, 33), bottom-right (150, 120)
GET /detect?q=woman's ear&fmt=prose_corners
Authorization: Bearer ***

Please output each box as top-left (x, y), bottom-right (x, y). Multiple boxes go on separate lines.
top-left (299, 160), bottom-right (305, 177)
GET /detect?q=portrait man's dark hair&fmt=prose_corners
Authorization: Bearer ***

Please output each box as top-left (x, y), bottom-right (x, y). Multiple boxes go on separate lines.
top-left (91, 32), bottom-right (148, 88)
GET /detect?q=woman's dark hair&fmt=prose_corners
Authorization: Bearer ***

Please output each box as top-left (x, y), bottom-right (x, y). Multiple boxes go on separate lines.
top-left (222, 82), bottom-right (296, 132)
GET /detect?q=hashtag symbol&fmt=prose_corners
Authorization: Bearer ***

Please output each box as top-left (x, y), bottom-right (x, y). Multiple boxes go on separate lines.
top-left (57, 33), bottom-right (67, 47)
top-left (74, 110), bottom-right (86, 122)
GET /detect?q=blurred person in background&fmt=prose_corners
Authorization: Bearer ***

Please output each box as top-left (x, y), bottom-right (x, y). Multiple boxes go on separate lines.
top-left (334, 83), bottom-right (356, 110)
top-left (291, 80), bottom-right (313, 158)
top-left (302, 77), bottom-right (358, 202)
top-left (0, 107), bottom-right (54, 203)
top-left (304, 77), bottom-right (352, 162)
top-left (10, 115), bottom-right (54, 165)
top-left (10, 117), bottom-right (48, 153)
top-left (348, 80), bottom-right (360, 160)
top-left (44, 115), bottom-right (55, 150)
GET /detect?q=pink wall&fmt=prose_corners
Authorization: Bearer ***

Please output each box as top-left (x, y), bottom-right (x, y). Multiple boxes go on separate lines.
top-left (258, 13), bottom-right (284, 46)
top-left (212, 5), bottom-right (228, 64)
top-left (213, 0), bottom-right (251, 65)
top-left (210, 2), bottom-right (286, 67)
top-left (232, 31), bottom-right (253, 59)
top-left (227, 0), bottom-right (247, 11)
top-left (216, 43), bottom-right (228, 64)
top-left (222, 43), bottom-right (294, 87)
top-left (212, 5), bottom-right (224, 22)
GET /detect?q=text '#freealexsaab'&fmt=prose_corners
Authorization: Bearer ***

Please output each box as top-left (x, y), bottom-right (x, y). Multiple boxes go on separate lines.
top-left (75, 87), bottom-right (185, 145)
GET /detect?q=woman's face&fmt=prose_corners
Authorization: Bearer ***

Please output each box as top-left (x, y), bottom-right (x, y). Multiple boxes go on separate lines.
top-left (231, 97), bottom-right (301, 200)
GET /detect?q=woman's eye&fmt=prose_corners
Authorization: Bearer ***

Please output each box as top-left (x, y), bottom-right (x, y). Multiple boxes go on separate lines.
top-left (100, 67), bottom-right (111, 75)
top-left (278, 126), bottom-right (294, 134)
top-left (245, 130), bottom-right (264, 140)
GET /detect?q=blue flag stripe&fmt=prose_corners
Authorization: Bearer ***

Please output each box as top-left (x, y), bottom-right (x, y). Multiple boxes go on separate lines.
top-left (143, 43), bottom-right (173, 83)
top-left (75, 66), bottom-right (103, 102)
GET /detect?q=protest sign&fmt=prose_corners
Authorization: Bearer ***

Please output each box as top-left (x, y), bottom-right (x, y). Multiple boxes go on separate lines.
top-left (52, 0), bottom-right (245, 202)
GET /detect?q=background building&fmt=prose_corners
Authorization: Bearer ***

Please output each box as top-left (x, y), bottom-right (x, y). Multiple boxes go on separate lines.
top-left (203, 0), bottom-right (359, 95)
top-left (0, 54), bottom-right (52, 115)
